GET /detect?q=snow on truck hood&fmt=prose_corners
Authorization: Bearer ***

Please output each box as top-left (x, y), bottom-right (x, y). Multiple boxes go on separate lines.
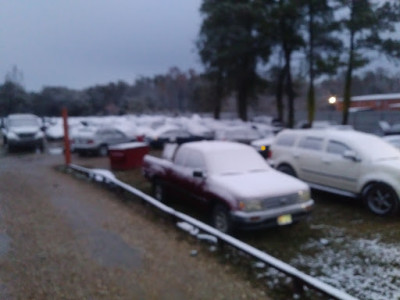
top-left (210, 169), bottom-right (308, 199)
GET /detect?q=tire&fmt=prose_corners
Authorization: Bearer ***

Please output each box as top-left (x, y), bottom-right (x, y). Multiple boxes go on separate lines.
top-left (277, 164), bottom-right (297, 177)
top-left (98, 145), bottom-right (108, 157)
top-left (38, 141), bottom-right (45, 153)
top-left (212, 204), bottom-right (233, 234)
top-left (363, 183), bottom-right (399, 216)
top-left (153, 180), bottom-right (166, 203)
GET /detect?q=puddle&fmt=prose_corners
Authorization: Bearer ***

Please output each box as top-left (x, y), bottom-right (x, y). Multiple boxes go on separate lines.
top-left (0, 233), bottom-right (10, 258)
top-left (48, 147), bottom-right (63, 155)
top-left (87, 229), bottom-right (142, 269)
top-left (51, 193), bottom-right (143, 269)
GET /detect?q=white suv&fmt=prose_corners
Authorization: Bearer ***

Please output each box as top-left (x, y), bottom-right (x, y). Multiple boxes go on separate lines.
top-left (270, 128), bottom-right (400, 216)
top-left (2, 114), bottom-right (45, 152)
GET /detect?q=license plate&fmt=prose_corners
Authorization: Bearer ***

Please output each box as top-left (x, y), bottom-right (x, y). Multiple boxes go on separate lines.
top-left (277, 214), bottom-right (292, 225)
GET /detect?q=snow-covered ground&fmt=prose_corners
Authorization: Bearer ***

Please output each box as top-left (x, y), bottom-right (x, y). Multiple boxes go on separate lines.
top-left (290, 225), bottom-right (400, 300)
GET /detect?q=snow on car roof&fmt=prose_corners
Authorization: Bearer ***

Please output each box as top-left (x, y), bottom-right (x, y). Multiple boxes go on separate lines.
top-left (181, 140), bottom-right (253, 153)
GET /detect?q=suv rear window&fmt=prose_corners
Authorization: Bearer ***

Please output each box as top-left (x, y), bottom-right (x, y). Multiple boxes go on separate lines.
top-left (276, 134), bottom-right (296, 146)
top-left (298, 137), bottom-right (323, 151)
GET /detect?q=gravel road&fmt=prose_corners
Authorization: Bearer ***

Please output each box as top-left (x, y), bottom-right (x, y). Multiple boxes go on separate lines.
top-left (0, 149), bottom-right (270, 300)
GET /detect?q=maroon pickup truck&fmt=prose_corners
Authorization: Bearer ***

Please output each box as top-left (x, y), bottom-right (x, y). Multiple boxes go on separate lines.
top-left (142, 141), bottom-right (314, 233)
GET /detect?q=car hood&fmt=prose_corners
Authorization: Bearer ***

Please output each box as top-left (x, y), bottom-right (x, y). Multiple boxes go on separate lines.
top-left (374, 157), bottom-right (400, 170)
top-left (209, 170), bottom-right (308, 199)
top-left (10, 126), bottom-right (40, 134)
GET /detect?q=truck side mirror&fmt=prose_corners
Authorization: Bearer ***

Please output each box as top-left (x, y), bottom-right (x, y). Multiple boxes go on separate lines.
top-left (193, 170), bottom-right (206, 179)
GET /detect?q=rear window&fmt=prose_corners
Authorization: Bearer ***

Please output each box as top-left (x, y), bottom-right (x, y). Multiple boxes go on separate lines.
top-left (275, 134), bottom-right (296, 147)
top-left (298, 137), bottom-right (323, 151)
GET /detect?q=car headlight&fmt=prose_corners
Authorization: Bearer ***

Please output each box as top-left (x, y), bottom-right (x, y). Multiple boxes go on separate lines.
top-left (298, 189), bottom-right (311, 202)
top-left (239, 200), bottom-right (263, 212)
top-left (7, 132), bottom-right (18, 140)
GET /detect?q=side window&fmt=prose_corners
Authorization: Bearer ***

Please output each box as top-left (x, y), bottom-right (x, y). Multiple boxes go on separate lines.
top-left (276, 134), bottom-right (296, 147)
top-left (174, 147), bottom-right (189, 166)
top-left (298, 137), bottom-right (323, 151)
top-left (185, 151), bottom-right (206, 170)
top-left (327, 140), bottom-right (350, 155)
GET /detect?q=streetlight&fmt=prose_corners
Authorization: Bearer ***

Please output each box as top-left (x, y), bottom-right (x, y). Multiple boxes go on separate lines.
top-left (328, 96), bottom-right (337, 105)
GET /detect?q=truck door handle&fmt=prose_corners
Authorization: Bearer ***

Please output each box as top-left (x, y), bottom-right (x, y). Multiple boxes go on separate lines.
top-left (293, 154), bottom-right (299, 159)
top-left (321, 158), bottom-right (330, 164)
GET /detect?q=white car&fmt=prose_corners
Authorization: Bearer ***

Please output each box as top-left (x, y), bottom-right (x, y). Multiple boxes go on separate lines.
top-left (71, 126), bottom-right (133, 156)
top-left (2, 114), bottom-right (45, 152)
top-left (270, 128), bottom-right (400, 216)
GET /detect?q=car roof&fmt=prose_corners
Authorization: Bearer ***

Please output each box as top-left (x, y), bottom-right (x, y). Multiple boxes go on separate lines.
top-left (181, 140), bottom-right (253, 153)
top-left (279, 128), bottom-right (378, 144)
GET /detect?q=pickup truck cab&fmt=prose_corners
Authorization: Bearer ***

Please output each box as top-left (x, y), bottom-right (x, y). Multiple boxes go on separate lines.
top-left (142, 141), bottom-right (314, 233)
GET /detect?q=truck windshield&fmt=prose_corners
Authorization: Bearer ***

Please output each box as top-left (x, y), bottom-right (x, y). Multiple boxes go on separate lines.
top-left (206, 149), bottom-right (269, 175)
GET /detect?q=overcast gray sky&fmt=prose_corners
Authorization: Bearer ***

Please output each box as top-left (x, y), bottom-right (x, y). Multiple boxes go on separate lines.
top-left (0, 0), bottom-right (203, 92)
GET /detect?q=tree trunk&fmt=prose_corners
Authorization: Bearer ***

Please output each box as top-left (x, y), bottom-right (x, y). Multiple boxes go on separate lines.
top-left (307, 0), bottom-right (315, 126)
top-left (284, 48), bottom-right (295, 128)
top-left (237, 84), bottom-right (248, 122)
top-left (276, 67), bottom-right (285, 122)
top-left (342, 1), bottom-right (355, 125)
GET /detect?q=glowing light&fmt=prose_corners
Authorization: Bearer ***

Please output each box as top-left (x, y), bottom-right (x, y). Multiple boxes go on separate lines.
top-left (328, 96), bottom-right (337, 104)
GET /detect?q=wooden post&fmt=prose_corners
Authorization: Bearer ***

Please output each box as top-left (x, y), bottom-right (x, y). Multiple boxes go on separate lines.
top-left (62, 107), bottom-right (71, 165)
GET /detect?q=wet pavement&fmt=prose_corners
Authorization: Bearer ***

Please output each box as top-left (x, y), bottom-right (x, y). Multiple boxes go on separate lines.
top-left (0, 146), bottom-right (269, 300)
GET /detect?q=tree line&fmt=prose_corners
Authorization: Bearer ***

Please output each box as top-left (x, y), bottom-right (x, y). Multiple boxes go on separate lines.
top-left (198, 0), bottom-right (400, 126)
top-left (1, 0), bottom-right (400, 127)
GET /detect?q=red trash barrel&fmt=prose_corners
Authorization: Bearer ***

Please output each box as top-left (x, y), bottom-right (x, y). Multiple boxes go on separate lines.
top-left (108, 142), bottom-right (149, 170)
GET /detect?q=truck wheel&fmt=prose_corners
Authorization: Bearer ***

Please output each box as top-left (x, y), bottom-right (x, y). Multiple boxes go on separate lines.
top-left (153, 180), bottom-right (166, 203)
top-left (363, 183), bottom-right (399, 216)
top-left (212, 204), bottom-right (233, 234)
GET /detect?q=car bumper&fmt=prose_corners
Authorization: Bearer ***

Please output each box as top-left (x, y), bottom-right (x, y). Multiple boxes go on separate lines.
top-left (231, 199), bottom-right (314, 230)
top-left (8, 138), bottom-right (43, 148)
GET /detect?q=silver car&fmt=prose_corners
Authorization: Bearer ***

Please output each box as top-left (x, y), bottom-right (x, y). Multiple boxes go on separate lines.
top-left (2, 114), bottom-right (45, 152)
top-left (71, 126), bottom-right (133, 156)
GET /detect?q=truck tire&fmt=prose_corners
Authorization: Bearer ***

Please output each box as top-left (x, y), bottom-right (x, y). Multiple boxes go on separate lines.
top-left (153, 179), bottom-right (167, 203)
top-left (212, 204), bottom-right (233, 234)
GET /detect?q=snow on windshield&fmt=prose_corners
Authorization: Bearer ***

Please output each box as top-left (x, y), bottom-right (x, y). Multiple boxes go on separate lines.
top-left (206, 147), bottom-right (269, 175)
top-left (9, 118), bottom-right (39, 127)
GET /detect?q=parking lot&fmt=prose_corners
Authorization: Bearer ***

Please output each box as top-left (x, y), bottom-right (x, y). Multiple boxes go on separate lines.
top-left (2, 139), bottom-right (400, 300)
top-left (65, 142), bottom-right (400, 300)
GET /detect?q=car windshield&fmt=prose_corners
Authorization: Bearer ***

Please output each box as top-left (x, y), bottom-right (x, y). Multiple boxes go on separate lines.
top-left (9, 118), bottom-right (39, 127)
top-left (206, 148), bottom-right (269, 175)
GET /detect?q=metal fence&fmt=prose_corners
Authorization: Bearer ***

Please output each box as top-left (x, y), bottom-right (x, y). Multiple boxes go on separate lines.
top-left (295, 110), bottom-right (400, 134)
top-left (68, 163), bottom-right (358, 300)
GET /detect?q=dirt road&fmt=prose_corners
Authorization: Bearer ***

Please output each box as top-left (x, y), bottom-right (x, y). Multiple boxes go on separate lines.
top-left (0, 150), bottom-right (269, 299)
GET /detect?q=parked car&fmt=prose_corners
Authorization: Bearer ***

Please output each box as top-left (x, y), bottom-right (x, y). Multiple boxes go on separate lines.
top-left (70, 126), bottom-right (133, 156)
top-left (250, 125), bottom-right (276, 158)
top-left (270, 128), bottom-right (400, 216)
top-left (2, 114), bottom-right (45, 152)
top-left (214, 125), bottom-right (262, 144)
top-left (142, 141), bottom-right (314, 233)
top-left (383, 135), bottom-right (400, 150)
top-left (145, 125), bottom-right (203, 149)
